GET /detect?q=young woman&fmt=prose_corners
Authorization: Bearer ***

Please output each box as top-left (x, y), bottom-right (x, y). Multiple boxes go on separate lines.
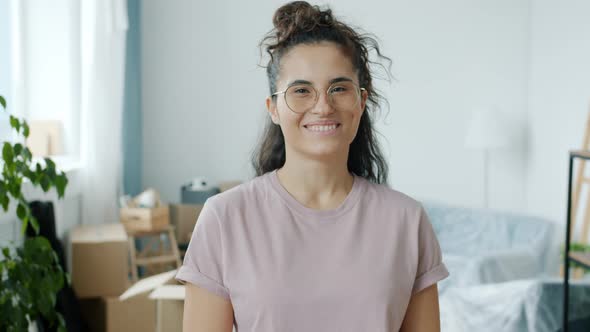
top-left (176, 2), bottom-right (449, 331)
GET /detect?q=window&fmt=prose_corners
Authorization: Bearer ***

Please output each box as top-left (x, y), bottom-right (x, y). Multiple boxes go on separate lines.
top-left (0, 0), bottom-right (13, 143)
top-left (1, 0), bottom-right (81, 161)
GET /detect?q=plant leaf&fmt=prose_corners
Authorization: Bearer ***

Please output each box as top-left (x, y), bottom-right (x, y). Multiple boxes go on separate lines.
top-left (13, 143), bottom-right (23, 156)
top-left (29, 215), bottom-right (39, 235)
top-left (57, 313), bottom-right (66, 332)
top-left (2, 143), bottom-right (13, 164)
top-left (22, 147), bottom-right (32, 161)
top-left (55, 173), bottom-right (67, 198)
top-left (9, 180), bottom-right (21, 197)
top-left (2, 247), bottom-right (9, 258)
top-left (20, 215), bottom-right (29, 236)
top-left (15, 160), bottom-right (27, 174)
top-left (44, 158), bottom-right (56, 172)
top-left (0, 194), bottom-right (9, 211)
top-left (0, 95), bottom-right (5, 109)
top-left (9, 115), bottom-right (20, 132)
top-left (40, 175), bottom-right (50, 192)
top-left (22, 122), bottom-right (30, 138)
top-left (16, 202), bottom-right (26, 219)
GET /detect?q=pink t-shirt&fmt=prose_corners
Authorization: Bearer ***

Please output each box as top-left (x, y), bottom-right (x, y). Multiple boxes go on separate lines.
top-left (175, 169), bottom-right (449, 331)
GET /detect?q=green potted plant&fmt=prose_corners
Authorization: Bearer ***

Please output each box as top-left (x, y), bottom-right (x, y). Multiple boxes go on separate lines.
top-left (0, 95), bottom-right (69, 331)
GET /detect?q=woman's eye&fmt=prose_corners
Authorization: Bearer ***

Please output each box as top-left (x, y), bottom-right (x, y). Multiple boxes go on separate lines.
top-left (294, 88), bottom-right (310, 94)
top-left (330, 86), bottom-right (347, 93)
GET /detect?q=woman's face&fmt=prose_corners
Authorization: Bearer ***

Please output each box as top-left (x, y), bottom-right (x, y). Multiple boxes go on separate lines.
top-left (266, 41), bottom-right (367, 162)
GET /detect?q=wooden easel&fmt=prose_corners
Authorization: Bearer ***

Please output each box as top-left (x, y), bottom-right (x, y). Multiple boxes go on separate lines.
top-left (568, 105), bottom-right (590, 279)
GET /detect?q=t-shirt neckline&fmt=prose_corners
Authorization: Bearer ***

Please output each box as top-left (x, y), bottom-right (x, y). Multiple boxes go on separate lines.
top-left (268, 168), bottom-right (363, 221)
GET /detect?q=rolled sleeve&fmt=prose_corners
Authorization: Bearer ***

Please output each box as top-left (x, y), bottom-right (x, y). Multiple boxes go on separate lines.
top-left (412, 205), bottom-right (450, 295)
top-left (175, 199), bottom-right (230, 300)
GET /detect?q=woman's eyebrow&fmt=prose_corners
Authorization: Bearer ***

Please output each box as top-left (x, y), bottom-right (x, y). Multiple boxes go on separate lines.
top-left (329, 76), bottom-right (353, 84)
top-left (287, 79), bottom-right (313, 86)
top-left (287, 76), bottom-right (353, 87)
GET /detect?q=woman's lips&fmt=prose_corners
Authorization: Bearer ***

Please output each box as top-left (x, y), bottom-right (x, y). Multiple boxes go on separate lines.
top-left (304, 123), bottom-right (341, 136)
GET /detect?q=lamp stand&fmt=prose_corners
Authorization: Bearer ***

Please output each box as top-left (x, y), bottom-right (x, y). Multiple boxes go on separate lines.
top-left (483, 148), bottom-right (489, 209)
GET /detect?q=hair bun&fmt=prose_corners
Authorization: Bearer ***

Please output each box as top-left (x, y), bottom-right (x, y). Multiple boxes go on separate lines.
top-left (272, 1), bottom-right (334, 43)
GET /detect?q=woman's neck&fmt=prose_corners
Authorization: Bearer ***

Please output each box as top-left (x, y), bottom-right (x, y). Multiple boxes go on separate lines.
top-left (276, 160), bottom-right (354, 210)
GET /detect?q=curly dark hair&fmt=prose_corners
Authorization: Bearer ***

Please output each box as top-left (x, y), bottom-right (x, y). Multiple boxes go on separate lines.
top-left (251, 1), bottom-right (392, 184)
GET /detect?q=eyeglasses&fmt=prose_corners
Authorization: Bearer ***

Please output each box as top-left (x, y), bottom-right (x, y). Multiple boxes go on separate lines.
top-left (271, 81), bottom-right (366, 114)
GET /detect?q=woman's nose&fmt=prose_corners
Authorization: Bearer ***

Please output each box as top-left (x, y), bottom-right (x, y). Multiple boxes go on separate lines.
top-left (311, 91), bottom-right (335, 115)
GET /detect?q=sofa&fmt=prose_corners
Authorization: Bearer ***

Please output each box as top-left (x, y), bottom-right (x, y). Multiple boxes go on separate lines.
top-left (422, 201), bottom-right (590, 332)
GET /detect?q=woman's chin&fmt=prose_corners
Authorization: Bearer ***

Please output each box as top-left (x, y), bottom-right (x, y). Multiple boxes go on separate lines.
top-left (303, 144), bottom-right (346, 159)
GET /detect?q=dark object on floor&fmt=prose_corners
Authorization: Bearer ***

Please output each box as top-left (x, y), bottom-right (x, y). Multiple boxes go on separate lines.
top-left (26, 201), bottom-right (90, 332)
top-left (556, 315), bottom-right (590, 332)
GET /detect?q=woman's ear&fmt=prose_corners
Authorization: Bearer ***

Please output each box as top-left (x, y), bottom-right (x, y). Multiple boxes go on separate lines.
top-left (360, 89), bottom-right (368, 114)
top-left (266, 96), bottom-right (280, 125)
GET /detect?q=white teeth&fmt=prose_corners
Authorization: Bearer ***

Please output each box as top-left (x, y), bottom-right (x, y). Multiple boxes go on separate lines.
top-left (306, 124), bottom-right (338, 132)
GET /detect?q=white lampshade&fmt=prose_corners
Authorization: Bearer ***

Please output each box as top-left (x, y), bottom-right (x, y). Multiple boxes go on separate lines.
top-left (464, 107), bottom-right (510, 149)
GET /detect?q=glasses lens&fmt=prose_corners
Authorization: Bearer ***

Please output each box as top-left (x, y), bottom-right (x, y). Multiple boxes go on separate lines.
top-left (285, 84), bottom-right (317, 114)
top-left (284, 82), bottom-right (362, 113)
top-left (328, 81), bottom-right (361, 112)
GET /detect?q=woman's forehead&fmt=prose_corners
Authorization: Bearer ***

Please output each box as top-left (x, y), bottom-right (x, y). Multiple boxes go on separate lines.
top-left (278, 43), bottom-right (357, 86)
top-left (281, 43), bottom-right (354, 70)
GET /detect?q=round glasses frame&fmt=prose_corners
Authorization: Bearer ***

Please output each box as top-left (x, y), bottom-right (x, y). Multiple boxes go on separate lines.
top-left (271, 81), bottom-right (366, 114)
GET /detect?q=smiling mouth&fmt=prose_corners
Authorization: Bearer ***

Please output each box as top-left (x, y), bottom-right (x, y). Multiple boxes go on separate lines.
top-left (303, 123), bottom-right (341, 133)
top-left (303, 123), bottom-right (341, 129)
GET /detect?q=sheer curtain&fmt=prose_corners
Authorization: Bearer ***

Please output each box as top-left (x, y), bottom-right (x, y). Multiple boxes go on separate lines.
top-left (80, 0), bottom-right (128, 225)
top-left (7, 0), bottom-right (128, 228)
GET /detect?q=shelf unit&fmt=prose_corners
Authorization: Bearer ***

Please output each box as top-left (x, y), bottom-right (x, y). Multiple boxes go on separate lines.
top-left (563, 150), bottom-right (590, 332)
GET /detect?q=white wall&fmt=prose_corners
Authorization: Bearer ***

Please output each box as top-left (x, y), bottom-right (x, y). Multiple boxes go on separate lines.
top-left (141, 0), bottom-right (274, 204)
top-left (526, 0), bottom-right (590, 231)
top-left (141, 0), bottom-right (530, 211)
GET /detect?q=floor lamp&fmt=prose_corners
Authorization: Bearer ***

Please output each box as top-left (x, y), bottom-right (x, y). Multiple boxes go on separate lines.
top-left (464, 107), bottom-right (509, 209)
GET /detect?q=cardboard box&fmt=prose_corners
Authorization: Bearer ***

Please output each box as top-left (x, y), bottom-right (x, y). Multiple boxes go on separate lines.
top-left (120, 205), bottom-right (170, 232)
top-left (26, 120), bottom-right (63, 157)
top-left (80, 293), bottom-right (156, 332)
top-left (80, 270), bottom-right (178, 332)
top-left (149, 285), bottom-right (185, 332)
top-left (70, 223), bottom-right (130, 298)
top-left (147, 273), bottom-right (239, 332)
top-left (169, 204), bottom-right (203, 244)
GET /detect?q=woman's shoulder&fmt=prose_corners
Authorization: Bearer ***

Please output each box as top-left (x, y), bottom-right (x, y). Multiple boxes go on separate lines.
top-left (361, 177), bottom-right (424, 213)
top-left (203, 172), bottom-right (271, 213)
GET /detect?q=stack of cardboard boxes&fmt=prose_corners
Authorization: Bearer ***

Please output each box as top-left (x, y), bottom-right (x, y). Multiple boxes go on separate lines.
top-left (70, 223), bottom-right (159, 331)
top-left (70, 219), bottom-right (192, 331)
top-left (68, 180), bottom-right (242, 331)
